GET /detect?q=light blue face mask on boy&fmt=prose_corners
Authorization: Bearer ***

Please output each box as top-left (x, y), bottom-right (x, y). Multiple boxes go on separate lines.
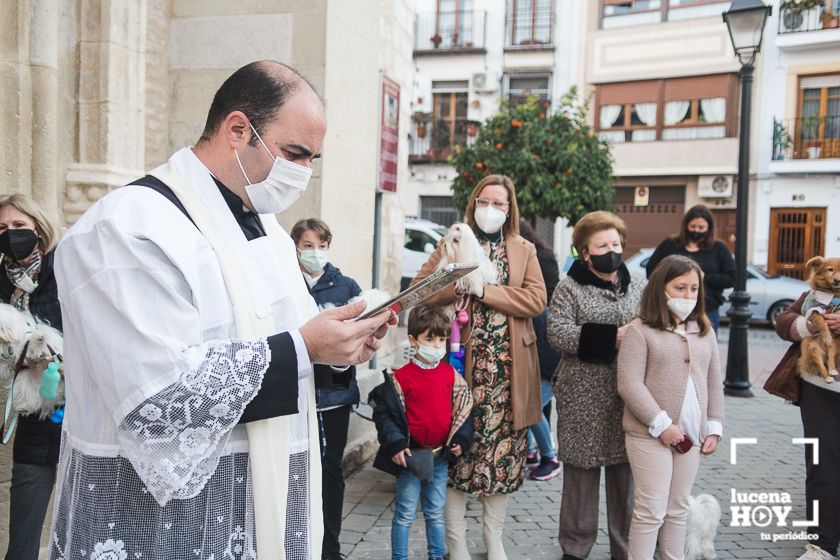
top-left (299, 249), bottom-right (328, 274)
top-left (416, 344), bottom-right (446, 365)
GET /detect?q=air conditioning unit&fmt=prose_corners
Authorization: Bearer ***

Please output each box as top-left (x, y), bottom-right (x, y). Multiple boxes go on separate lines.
top-left (471, 72), bottom-right (496, 92)
top-left (698, 175), bottom-right (733, 198)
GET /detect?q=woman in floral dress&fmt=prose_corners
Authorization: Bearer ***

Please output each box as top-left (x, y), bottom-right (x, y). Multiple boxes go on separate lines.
top-left (412, 175), bottom-right (546, 560)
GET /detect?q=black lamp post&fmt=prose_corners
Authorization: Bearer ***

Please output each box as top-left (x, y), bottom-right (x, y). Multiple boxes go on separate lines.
top-left (722, 0), bottom-right (771, 397)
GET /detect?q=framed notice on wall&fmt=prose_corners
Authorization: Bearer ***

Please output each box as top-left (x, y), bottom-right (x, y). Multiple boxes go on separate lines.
top-left (379, 76), bottom-right (400, 193)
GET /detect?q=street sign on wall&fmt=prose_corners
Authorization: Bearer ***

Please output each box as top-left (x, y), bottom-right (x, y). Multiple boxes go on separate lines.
top-left (378, 76), bottom-right (400, 193)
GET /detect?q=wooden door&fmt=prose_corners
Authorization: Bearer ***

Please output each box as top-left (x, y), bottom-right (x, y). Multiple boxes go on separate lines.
top-left (768, 208), bottom-right (826, 279)
top-left (614, 185), bottom-right (685, 258)
top-left (711, 209), bottom-right (736, 255)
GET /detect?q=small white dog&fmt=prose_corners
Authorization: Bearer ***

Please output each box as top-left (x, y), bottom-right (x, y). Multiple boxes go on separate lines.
top-left (0, 303), bottom-right (30, 379)
top-left (436, 223), bottom-right (497, 296)
top-left (0, 304), bottom-right (64, 421)
top-left (685, 494), bottom-right (721, 559)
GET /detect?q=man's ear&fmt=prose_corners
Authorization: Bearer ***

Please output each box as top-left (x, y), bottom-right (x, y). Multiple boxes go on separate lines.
top-left (806, 256), bottom-right (825, 271)
top-left (223, 111), bottom-right (251, 149)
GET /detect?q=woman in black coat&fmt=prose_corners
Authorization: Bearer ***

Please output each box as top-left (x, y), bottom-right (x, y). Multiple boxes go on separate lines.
top-left (0, 194), bottom-right (62, 560)
top-left (645, 204), bottom-right (735, 333)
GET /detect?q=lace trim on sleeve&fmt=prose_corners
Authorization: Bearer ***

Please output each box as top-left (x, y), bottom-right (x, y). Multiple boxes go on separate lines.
top-left (117, 339), bottom-right (269, 506)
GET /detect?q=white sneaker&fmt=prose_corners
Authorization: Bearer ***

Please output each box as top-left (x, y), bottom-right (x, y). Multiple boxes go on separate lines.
top-left (797, 544), bottom-right (839, 560)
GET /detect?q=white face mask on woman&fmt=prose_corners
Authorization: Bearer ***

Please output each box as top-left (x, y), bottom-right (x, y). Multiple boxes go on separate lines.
top-left (234, 122), bottom-right (313, 214)
top-left (474, 206), bottom-right (507, 235)
top-left (666, 295), bottom-right (697, 322)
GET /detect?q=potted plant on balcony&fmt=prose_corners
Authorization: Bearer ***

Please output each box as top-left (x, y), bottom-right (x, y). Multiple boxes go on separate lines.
top-left (412, 111), bottom-right (433, 138)
top-left (772, 118), bottom-right (793, 160)
top-left (430, 33), bottom-right (442, 48)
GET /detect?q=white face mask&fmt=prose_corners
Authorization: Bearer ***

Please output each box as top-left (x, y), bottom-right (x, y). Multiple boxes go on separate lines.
top-left (666, 295), bottom-right (697, 322)
top-left (299, 249), bottom-right (328, 274)
top-left (474, 206), bottom-right (507, 235)
top-left (234, 122), bottom-right (313, 214)
top-left (416, 344), bottom-right (447, 366)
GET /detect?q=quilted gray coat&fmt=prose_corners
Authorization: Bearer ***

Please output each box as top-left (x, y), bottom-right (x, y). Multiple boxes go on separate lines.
top-left (548, 260), bottom-right (644, 469)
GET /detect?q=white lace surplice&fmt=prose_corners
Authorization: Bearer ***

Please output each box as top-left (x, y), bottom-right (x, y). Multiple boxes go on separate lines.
top-left (51, 181), bottom-right (315, 559)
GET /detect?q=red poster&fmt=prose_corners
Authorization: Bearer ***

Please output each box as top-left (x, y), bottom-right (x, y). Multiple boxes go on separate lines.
top-left (379, 76), bottom-right (400, 193)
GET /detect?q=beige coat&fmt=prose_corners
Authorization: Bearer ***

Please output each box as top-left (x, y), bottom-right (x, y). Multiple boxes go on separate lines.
top-left (412, 234), bottom-right (547, 430)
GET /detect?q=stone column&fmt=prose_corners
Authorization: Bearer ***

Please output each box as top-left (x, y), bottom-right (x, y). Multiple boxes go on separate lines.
top-left (64, 0), bottom-right (148, 224)
top-left (29, 0), bottom-right (60, 220)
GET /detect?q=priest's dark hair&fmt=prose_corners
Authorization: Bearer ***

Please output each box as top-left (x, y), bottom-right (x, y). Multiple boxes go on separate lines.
top-left (198, 60), bottom-right (318, 147)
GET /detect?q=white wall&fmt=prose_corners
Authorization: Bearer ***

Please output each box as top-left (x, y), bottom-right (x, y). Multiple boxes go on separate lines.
top-left (754, 6), bottom-right (840, 265)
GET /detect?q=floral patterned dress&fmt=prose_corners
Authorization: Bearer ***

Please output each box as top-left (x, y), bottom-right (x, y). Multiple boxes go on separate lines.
top-left (449, 239), bottom-right (527, 496)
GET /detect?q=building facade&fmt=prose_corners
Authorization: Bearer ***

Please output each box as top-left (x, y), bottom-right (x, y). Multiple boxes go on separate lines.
top-left (585, 0), bottom-right (745, 259)
top-left (754, 0), bottom-right (840, 279)
top-left (402, 0), bottom-right (583, 247)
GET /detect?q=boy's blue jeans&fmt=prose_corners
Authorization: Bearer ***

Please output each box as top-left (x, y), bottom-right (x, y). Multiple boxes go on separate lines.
top-left (527, 378), bottom-right (557, 458)
top-left (391, 455), bottom-right (448, 560)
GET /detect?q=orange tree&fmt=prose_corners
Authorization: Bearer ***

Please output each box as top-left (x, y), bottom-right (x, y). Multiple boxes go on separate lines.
top-left (450, 90), bottom-right (614, 225)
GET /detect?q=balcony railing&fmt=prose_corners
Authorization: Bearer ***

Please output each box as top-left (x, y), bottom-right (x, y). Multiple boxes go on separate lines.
top-left (772, 116), bottom-right (840, 160)
top-left (409, 119), bottom-right (479, 163)
top-left (505, 6), bottom-right (555, 48)
top-left (778, 1), bottom-right (840, 34)
top-left (414, 11), bottom-right (486, 53)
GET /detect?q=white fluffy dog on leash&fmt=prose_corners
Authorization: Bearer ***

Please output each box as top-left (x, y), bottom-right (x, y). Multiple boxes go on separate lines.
top-left (0, 304), bottom-right (64, 421)
top-left (436, 223), bottom-right (497, 295)
top-left (685, 494), bottom-right (721, 559)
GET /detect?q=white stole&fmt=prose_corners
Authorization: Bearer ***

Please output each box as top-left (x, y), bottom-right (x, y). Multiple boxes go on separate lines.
top-left (149, 147), bottom-right (323, 560)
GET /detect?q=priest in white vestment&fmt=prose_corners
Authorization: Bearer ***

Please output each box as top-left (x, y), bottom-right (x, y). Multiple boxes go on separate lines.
top-left (49, 61), bottom-right (393, 560)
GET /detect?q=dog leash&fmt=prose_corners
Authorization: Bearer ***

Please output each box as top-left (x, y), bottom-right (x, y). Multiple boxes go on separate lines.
top-left (0, 342), bottom-right (62, 444)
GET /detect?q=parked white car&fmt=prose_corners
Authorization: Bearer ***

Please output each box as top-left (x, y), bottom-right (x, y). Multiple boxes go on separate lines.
top-left (402, 217), bottom-right (448, 290)
top-left (624, 248), bottom-right (809, 328)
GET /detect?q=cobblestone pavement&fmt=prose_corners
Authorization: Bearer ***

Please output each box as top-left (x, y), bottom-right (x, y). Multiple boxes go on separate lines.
top-left (340, 326), bottom-right (815, 559)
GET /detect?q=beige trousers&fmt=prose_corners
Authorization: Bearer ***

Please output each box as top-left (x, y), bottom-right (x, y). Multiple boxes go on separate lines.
top-left (444, 488), bottom-right (510, 560)
top-left (625, 434), bottom-right (701, 560)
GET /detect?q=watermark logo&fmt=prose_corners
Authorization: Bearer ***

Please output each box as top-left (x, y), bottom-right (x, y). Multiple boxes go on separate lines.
top-left (729, 438), bottom-right (819, 542)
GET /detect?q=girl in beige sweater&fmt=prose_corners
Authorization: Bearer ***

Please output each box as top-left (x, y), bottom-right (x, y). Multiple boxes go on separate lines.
top-left (617, 255), bottom-right (725, 560)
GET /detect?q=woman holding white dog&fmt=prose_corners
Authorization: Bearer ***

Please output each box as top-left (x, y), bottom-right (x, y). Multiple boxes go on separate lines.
top-left (413, 174), bottom-right (546, 560)
top-left (0, 194), bottom-right (63, 560)
top-left (617, 255), bottom-right (724, 560)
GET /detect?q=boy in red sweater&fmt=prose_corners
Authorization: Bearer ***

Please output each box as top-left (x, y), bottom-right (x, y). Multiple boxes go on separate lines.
top-left (369, 305), bottom-right (474, 560)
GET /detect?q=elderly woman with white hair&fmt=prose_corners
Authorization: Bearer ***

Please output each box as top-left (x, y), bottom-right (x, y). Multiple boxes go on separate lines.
top-left (0, 194), bottom-right (62, 560)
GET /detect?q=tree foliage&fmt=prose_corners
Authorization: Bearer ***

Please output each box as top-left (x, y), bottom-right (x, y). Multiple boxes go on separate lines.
top-left (450, 89), bottom-right (614, 225)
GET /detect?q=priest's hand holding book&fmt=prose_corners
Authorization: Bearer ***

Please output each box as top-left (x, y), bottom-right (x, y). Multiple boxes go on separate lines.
top-left (300, 299), bottom-right (396, 366)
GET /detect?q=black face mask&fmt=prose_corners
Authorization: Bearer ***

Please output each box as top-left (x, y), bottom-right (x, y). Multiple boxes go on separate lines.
top-left (0, 229), bottom-right (39, 262)
top-left (687, 231), bottom-right (707, 243)
top-left (589, 251), bottom-right (622, 274)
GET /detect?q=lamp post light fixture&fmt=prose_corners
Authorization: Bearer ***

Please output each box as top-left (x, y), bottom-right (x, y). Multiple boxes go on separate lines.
top-left (722, 0), bottom-right (771, 398)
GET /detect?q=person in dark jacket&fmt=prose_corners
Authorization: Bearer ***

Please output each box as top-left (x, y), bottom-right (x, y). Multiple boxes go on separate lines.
top-left (645, 204), bottom-right (735, 333)
top-left (291, 217), bottom-right (362, 560)
top-left (369, 305), bottom-right (474, 560)
top-left (518, 219), bottom-right (562, 480)
top-left (0, 194), bottom-right (62, 560)
top-left (776, 290), bottom-right (840, 560)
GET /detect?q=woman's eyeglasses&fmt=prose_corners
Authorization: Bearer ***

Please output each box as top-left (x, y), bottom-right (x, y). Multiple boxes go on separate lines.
top-left (475, 198), bottom-right (510, 211)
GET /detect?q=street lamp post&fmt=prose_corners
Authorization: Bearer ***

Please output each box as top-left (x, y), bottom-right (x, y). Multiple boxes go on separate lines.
top-left (722, 0), bottom-right (771, 397)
